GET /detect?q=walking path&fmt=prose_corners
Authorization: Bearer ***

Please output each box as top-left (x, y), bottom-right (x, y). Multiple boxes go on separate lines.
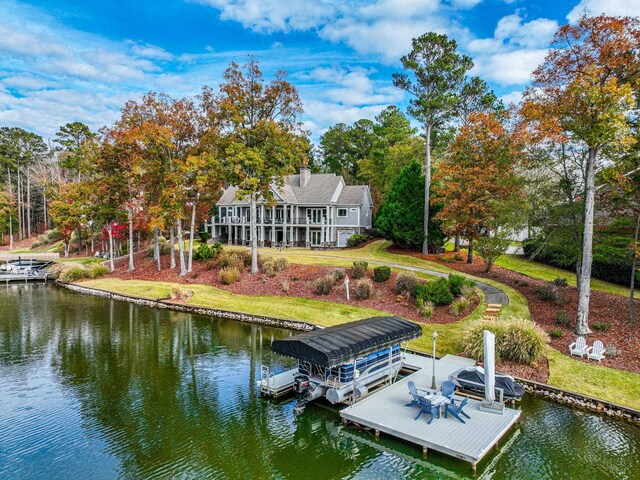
top-left (280, 252), bottom-right (510, 306)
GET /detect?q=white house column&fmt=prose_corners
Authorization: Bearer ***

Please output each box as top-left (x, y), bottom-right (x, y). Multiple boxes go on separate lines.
top-left (290, 205), bottom-right (294, 246)
top-left (305, 217), bottom-right (310, 248)
top-left (283, 203), bottom-right (288, 245)
top-left (271, 206), bottom-right (276, 245)
top-left (326, 206), bottom-right (331, 245)
top-left (259, 205), bottom-right (265, 247)
top-left (211, 215), bottom-right (216, 239)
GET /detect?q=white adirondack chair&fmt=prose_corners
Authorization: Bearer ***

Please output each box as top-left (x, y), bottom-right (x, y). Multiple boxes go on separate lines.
top-left (569, 336), bottom-right (589, 358)
top-left (587, 340), bottom-right (606, 362)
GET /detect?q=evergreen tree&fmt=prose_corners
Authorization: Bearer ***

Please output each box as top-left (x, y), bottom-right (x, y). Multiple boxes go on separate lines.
top-left (375, 161), bottom-right (445, 250)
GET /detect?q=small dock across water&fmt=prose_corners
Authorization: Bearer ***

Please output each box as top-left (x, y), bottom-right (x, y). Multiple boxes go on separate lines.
top-left (340, 353), bottom-right (521, 471)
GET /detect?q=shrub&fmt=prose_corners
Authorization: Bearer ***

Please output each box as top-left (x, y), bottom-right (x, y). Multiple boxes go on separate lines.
top-left (218, 267), bottom-right (241, 285)
top-left (147, 236), bottom-right (171, 257)
top-left (237, 249), bottom-right (252, 267)
top-left (273, 257), bottom-right (289, 272)
top-left (87, 264), bottom-right (109, 279)
top-left (606, 344), bottom-right (619, 358)
top-left (198, 231), bottom-right (210, 243)
top-left (535, 284), bottom-right (565, 306)
top-left (354, 278), bottom-right (373, 300)
top-left (218, 253), bottom-right (244, 270)
top-left (450, 296), bottom-right (471, 315)
top-left (194, 242), bottom-right (223, 261)
top-left (61, 266), bottom-right (87, 282)
top-left (346, 233), bottom-right (370, 248)
top-left (352, 261), bottom-right (368, 279)
top-left (258, 254), bottom-right (274, 267)
top-left (396, 272), bottom-right (419, 297)
top-left (416, 298), bottom-right (434, 320)
top-left (373, 266), bottom-right (391, 283)
top-left (440, 256), bottom-right (455, 264)
top-left (549, 329), bottom-right (564, 339)
top-left (461, 318), bottom-right (549, 365)
top-left (461, 284), bottom-right (479, 301)
top-left (329, 268), bottom-right (346, 282)
top-left (281, 280), bottom-right (290, 292)
top-left (453, 253), bottom-right (465, 262)
top-left (170, 286), bottom-right (193, 301)
top-left (415, 278), bottom-right (453, 306)
top-left (448, 274), bottom-right (471, 296)
top-left (551, 277), bottom-right (568, 288)
top-left (311, 275), bottom-right (334, 295)
top-left (261, 260), bottom-right (277, 277)
top-left (592, 321), bottom-right (612, 332)
top-left (554, 310), bottom-right (571, 326)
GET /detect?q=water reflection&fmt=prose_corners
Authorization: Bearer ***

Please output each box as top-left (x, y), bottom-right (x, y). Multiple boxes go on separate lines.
top-left (1, 285), bottom-right (639, 480)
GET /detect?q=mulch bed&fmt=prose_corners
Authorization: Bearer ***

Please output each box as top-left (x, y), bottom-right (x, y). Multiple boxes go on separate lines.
top-left (104, 250), bottom-right (479, 325)
top-left (389, 246), bottom-right (640, 375)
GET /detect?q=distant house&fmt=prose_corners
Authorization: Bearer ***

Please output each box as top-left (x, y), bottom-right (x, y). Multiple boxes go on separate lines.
top-left (210, 168), bottom-right (373, 248)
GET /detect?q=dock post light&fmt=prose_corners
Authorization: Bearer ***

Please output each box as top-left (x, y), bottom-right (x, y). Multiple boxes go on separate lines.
top-left (431, 331), bottom-right (438, 390)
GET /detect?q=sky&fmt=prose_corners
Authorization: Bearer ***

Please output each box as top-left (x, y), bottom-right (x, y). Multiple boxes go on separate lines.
top-left (0, 0), bottom-right (637, 143)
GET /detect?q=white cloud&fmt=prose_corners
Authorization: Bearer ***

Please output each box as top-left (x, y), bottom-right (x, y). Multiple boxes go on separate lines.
top-left (473, 48), bottom-right (548, 85)
top-left (2, 74), bottom-right (56, 90)
top-left (567, 0), bottom-right (640, 22)
top-left (128, 42), bottom-right (174, 61)
top-left (467, 13), bottom-right (557, 86)
top-left (197, 0), bottom-right (336, 33)
top-left (499, 90), bottom-right (523, 106)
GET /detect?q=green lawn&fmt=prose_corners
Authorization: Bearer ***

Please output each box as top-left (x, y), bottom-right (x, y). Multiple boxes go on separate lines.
top-left (494, 254), bottom-right (636, 298)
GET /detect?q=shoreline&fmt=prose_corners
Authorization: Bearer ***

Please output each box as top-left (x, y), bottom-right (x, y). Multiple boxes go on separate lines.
top-left (57, 279), bottom-right (640, 424)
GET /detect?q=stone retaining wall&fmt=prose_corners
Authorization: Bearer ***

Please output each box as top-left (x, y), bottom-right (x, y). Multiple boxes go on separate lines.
top-left (519, 379), bottom-right (640, 425)
top-left (59, 282), bottom-right (315, 332)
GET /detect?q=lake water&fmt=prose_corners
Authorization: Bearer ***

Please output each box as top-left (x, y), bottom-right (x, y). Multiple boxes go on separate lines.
top-left (1, 285), bottom-right (639, 479)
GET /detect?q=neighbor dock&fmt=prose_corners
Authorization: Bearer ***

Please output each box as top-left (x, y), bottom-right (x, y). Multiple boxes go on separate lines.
top-left (340, 353), bottom-right (521, 471)
top-left (0, 271), bottom-right (49, 284)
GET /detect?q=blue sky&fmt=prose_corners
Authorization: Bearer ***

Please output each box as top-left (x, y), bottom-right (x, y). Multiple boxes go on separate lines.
top-left (0, 0), bottom-right (635, 143)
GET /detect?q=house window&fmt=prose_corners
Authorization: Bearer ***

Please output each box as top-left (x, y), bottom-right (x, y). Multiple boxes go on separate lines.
top-left (337, 208), bottom-right (348, 217)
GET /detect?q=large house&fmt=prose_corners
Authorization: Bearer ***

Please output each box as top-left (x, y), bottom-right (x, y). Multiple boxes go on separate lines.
top-left (210, 168), bottom-right (373, 248)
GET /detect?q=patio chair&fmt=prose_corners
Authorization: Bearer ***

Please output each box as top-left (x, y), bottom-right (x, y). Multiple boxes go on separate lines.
top-left (415, 396), bottom-right (440, 424)
top-left (569, 336), bottom-right (589, 358)
top-left (405, 381), bottom-right (430, 407)
top-left (441, 380), bottom-right (455, 402)
top-left (587, 340), bottom-right (606, 362)
top-left (444, 397), bottom-right (470, 424)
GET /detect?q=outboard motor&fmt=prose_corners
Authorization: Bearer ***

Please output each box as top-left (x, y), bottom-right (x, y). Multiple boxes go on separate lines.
top-left (293, 375), bottom-right (311, 414)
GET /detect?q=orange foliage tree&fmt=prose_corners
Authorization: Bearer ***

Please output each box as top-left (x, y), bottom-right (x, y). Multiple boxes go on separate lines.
top-left (433, 111), bottom-right (525, 265)
top-left (521, 14), bottom-right (640, 334)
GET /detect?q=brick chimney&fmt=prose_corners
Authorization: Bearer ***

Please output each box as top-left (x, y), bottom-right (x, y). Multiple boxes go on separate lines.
top-left (300, 168), bottom-right (311, 188)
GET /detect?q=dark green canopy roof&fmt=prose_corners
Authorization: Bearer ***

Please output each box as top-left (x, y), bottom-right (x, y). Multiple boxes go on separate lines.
top-left (271, 316), bottom-right (422, 367)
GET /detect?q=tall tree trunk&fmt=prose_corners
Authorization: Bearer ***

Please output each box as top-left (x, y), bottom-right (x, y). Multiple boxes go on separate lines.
top-left (576, 148), bottom-right (597, 335)
top-left (137, 230), bottom-right (141, 253)
top-left (170, 222), bottom-right (176, 269)
top-left (107, 223), bottom-right (115, 272)
top-left (77, 224), bottom-right (82, 256)
top-left (628, 211), bottom-right (640, 325)
top-left (43, 191), bottom-right (48, 231)
top-left (467, 238), bottom-right (474, 264)
top-left (454, 236), bottom-right (460, 252)
top-left (154, 227), bottom-right (161, 272)
top-left (187, 194), bottom-right (198, 273)
top-left (422, 123), bottom-right (432, 254)
top-left (250, 193), bottom-right (258, 274)
top-left (17, 169), bottom-right (22, 240)
top-left (7, 167), bottom-right (13, 251)
top-left (177, 218), bottom-right (186, 276)
top-left (128, 209), bottom-right (134, 272)
top-left (26, 172), bottom-right (31, 239)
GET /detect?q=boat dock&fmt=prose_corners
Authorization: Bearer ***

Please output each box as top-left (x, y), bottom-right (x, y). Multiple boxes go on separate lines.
top-left (340, 353), bottom-right (521, 471)
top-left (0, 271), bottom-right (49, 284)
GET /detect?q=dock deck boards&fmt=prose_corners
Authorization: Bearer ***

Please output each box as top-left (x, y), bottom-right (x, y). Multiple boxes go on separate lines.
top-left (0, 272), bottom-right (49, 282)
top-left (340, 353), bottom-right (521, 467)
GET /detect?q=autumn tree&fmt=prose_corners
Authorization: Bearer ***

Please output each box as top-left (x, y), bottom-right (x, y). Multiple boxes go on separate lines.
top-left (434, 111), bottom-right (525, 264)
top-left (393, 32), bottom-right (473, 254)
top-left (207, 58), bottom-right (306, 274)
top-left (522, 14), bottom-right (640, 334)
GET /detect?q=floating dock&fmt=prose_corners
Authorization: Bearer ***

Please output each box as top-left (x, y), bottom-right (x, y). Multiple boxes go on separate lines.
top-left (0, 271), bottom-right (49, 283)
top-left (340, 353), bottom-right (521, 471)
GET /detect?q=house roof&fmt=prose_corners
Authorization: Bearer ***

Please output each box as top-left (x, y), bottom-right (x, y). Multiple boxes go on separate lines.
top-left (270, 316), bottom-right (422, 367)
top-left (216, 172), bottom-right (370, 207)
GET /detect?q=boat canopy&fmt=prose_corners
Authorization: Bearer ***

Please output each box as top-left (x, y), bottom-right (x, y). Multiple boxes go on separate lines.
top-left (271, 316), bottom-right (422, 367)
